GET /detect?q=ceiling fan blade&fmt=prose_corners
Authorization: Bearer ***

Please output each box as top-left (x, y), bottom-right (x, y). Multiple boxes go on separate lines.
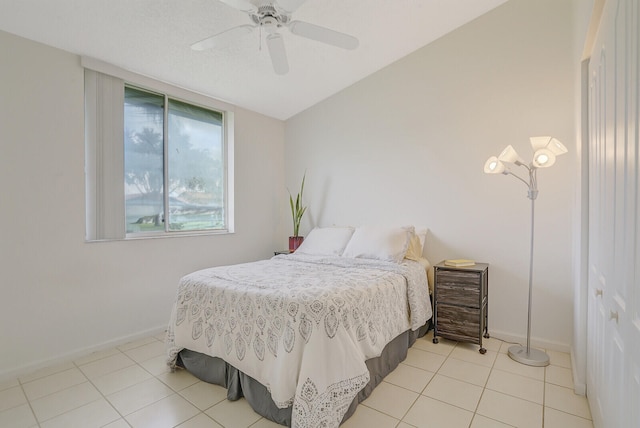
top-left (191, 24), bottom-right (255, 51)
top-left (266, 33), bottom-right (289, 75)
top-left (276, 0), bottom-right (308, 13)
top-left (289, 21), bottom-right (359, 50)
top-left (217, 0), bottom-right (257, 12)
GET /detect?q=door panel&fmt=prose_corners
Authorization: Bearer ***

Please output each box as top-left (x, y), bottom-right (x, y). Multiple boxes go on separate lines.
top-left (586, 0), bottom-right (638, 426)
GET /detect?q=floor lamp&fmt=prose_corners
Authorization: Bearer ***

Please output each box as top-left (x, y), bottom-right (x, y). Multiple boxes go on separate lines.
top-left (483, 136), bottom-right (568, 367)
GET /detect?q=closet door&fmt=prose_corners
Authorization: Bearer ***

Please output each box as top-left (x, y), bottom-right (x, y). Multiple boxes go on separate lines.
top-left (629, 0), bottom-right (640, 425)
top-left (587, 0), bottom-right (639, 426)
top-left (586, 30), bottom-right (606, 426)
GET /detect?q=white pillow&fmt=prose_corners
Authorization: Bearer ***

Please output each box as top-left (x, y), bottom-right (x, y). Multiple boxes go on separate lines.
top-left (342, 225), bottom-right (414, 263)
top-left (294, 227), bottom-right (355, 256)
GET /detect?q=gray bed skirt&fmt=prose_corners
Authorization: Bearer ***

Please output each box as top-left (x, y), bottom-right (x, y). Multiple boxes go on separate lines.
top-left (176, 322), bottom-right (430, 426)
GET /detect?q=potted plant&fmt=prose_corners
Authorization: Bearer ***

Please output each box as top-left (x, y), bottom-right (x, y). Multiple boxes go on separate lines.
top-left (288, 173), bottom-right (307, 252)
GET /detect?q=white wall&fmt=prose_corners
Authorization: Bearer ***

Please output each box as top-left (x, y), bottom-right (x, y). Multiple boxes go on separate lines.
top-left (0, 30), bottom-right (286, 380)
top-left (284, 0), bottom-right (586, 350)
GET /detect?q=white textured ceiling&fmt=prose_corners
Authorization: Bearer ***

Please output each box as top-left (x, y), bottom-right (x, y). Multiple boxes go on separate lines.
top-left (0, 0), bottom-right (507, 120)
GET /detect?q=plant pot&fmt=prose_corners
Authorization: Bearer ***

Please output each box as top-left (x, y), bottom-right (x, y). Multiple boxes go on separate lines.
top-left (289, 236), bottom-right (304, 252)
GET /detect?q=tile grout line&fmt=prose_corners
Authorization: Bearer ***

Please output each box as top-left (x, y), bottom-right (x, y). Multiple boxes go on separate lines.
top-left (403, 334), bottom-right (504, 427)
top-left (32, 336), bottom-right (168, 427)
top-left (467, 337), bottom-right (500, 427)
top-left (17, 378), bottom-right (41, 428)
top-left (71, 354), bottom-right (129, 427)
top-left (128, 336), bottom-right (232, 428)
top-left (19, 364), bottom-right (106, 427)
top-left (108, 336), bottom-right (203, 427)
top-left (398, 341), bottom-right (449, 423)
top-left (403, 337), bottom-right (491, 425)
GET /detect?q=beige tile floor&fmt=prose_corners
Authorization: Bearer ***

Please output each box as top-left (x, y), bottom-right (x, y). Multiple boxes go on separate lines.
top-left (0, 331), bottom-right (594, 428)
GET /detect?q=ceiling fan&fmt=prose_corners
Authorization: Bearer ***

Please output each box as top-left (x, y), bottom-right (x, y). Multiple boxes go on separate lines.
top-left (192, 0), bottom-right (359, 75)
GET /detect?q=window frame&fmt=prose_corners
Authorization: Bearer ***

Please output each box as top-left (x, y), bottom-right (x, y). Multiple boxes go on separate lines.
top-left (83, 57), bottom-right (235, 242)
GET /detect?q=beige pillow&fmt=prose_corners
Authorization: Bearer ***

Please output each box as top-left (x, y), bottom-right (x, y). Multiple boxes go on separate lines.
top-left (404, 233), bottom-right (423, 261)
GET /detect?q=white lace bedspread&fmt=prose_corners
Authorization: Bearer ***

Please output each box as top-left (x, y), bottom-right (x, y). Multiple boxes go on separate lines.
top-left (166, 254), bottom-right (432, 427)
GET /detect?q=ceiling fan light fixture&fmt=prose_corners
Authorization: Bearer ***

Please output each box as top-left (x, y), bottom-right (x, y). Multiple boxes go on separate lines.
top-left (260, 16), bottom-right (281, 33)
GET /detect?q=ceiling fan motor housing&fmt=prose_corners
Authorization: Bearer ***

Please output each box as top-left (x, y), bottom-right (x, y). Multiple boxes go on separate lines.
top-left (252, 4), bottom-right (290, 31)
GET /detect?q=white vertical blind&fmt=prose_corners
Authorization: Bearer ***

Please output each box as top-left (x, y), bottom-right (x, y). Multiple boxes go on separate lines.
top-left (84, 69), bottom-right (125, 240)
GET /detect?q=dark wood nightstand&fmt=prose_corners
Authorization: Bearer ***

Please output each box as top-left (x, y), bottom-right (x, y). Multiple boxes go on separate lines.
top-left (432, 261), bottom-right (490, 353)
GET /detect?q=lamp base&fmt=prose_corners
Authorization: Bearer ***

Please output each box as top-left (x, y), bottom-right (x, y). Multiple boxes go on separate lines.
top-left (507, 345), bottom-right (550, 367)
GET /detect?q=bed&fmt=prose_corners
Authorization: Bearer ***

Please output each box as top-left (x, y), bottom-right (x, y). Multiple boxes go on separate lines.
top-left (166, 225), bottom-right (432, 427)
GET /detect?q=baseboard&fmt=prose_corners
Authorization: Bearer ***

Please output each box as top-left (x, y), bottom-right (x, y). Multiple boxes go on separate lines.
top-left (571, 351), bottom-right (587, 396)
top-left (0, 325), bottom-right (167, 383)
top-left (488, 329), bottom-right (571, 353)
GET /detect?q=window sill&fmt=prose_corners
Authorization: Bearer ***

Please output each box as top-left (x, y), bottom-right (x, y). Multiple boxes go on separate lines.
top-left (85, 229), bottom-right (234, 243)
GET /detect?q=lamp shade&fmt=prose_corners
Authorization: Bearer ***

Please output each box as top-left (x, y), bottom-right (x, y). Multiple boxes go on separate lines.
top-left (547, 137), bottom-right (568, 155)
top-left (498, 145), bottom-right (525, 164)
top-left (530, 136), bottom-right (551, 151)
top-left (530, 136), bottom-right (568, 156)
top-left (533, 148), bottom-right (557, 168)
top-left (484, 156), bottom-right (506, 174)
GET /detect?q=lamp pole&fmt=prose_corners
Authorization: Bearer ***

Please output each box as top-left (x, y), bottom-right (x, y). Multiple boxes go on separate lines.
top-left (504, 167), bottom-right (550, 366)
top-left (527, 190), bottom-right (535, 354)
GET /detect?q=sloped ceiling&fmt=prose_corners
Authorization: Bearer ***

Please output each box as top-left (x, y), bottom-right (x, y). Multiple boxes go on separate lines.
top-left (0, 0), bottom-right (508, 120)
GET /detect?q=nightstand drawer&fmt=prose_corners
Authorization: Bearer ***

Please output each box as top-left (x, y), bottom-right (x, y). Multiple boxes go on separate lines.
top-left (437, 284), bottom-right (480, 308)
top-left (436, 270), bottom-right (482, 288)
top-left (436, 303), bottom-right (481, 342)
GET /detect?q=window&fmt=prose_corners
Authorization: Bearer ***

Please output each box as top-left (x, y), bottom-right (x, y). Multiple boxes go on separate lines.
top-left (84, 60), bottom-right (234, 241)
top-left (124, 87), bottom-right (225, 234)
